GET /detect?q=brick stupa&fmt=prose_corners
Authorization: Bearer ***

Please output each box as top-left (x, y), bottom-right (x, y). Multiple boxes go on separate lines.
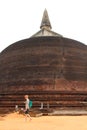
top-left (0, 9), bottom-right (87, 113)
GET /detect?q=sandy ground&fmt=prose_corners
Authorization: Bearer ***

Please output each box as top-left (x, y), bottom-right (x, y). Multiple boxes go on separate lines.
top-left (0, 113), bottom-right (87, 130)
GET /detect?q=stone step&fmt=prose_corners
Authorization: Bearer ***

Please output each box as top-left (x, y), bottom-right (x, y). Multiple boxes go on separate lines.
top-left (0, 91), bottom-right (87, 114)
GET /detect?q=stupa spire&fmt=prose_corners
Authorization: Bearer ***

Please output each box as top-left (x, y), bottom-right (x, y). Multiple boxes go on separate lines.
top-left (40, 9), bottom-right (52, 30)
top-left (31, 9), bottom-right (63, 37)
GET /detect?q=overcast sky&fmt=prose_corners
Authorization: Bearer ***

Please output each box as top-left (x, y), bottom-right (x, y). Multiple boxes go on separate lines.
top-left (0, 0), bottom-right (87, 52)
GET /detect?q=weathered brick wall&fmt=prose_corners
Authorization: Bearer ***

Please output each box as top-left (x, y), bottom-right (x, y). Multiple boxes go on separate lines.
top-left (0, 36), bottom-right (87, 111)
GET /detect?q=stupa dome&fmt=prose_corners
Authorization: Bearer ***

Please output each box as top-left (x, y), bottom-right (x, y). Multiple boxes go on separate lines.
top-left (0, 36), bottom-right (87, 92)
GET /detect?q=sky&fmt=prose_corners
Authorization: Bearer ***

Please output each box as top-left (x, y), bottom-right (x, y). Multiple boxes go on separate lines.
top-left (0, 0), bottom-right (87, 52)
